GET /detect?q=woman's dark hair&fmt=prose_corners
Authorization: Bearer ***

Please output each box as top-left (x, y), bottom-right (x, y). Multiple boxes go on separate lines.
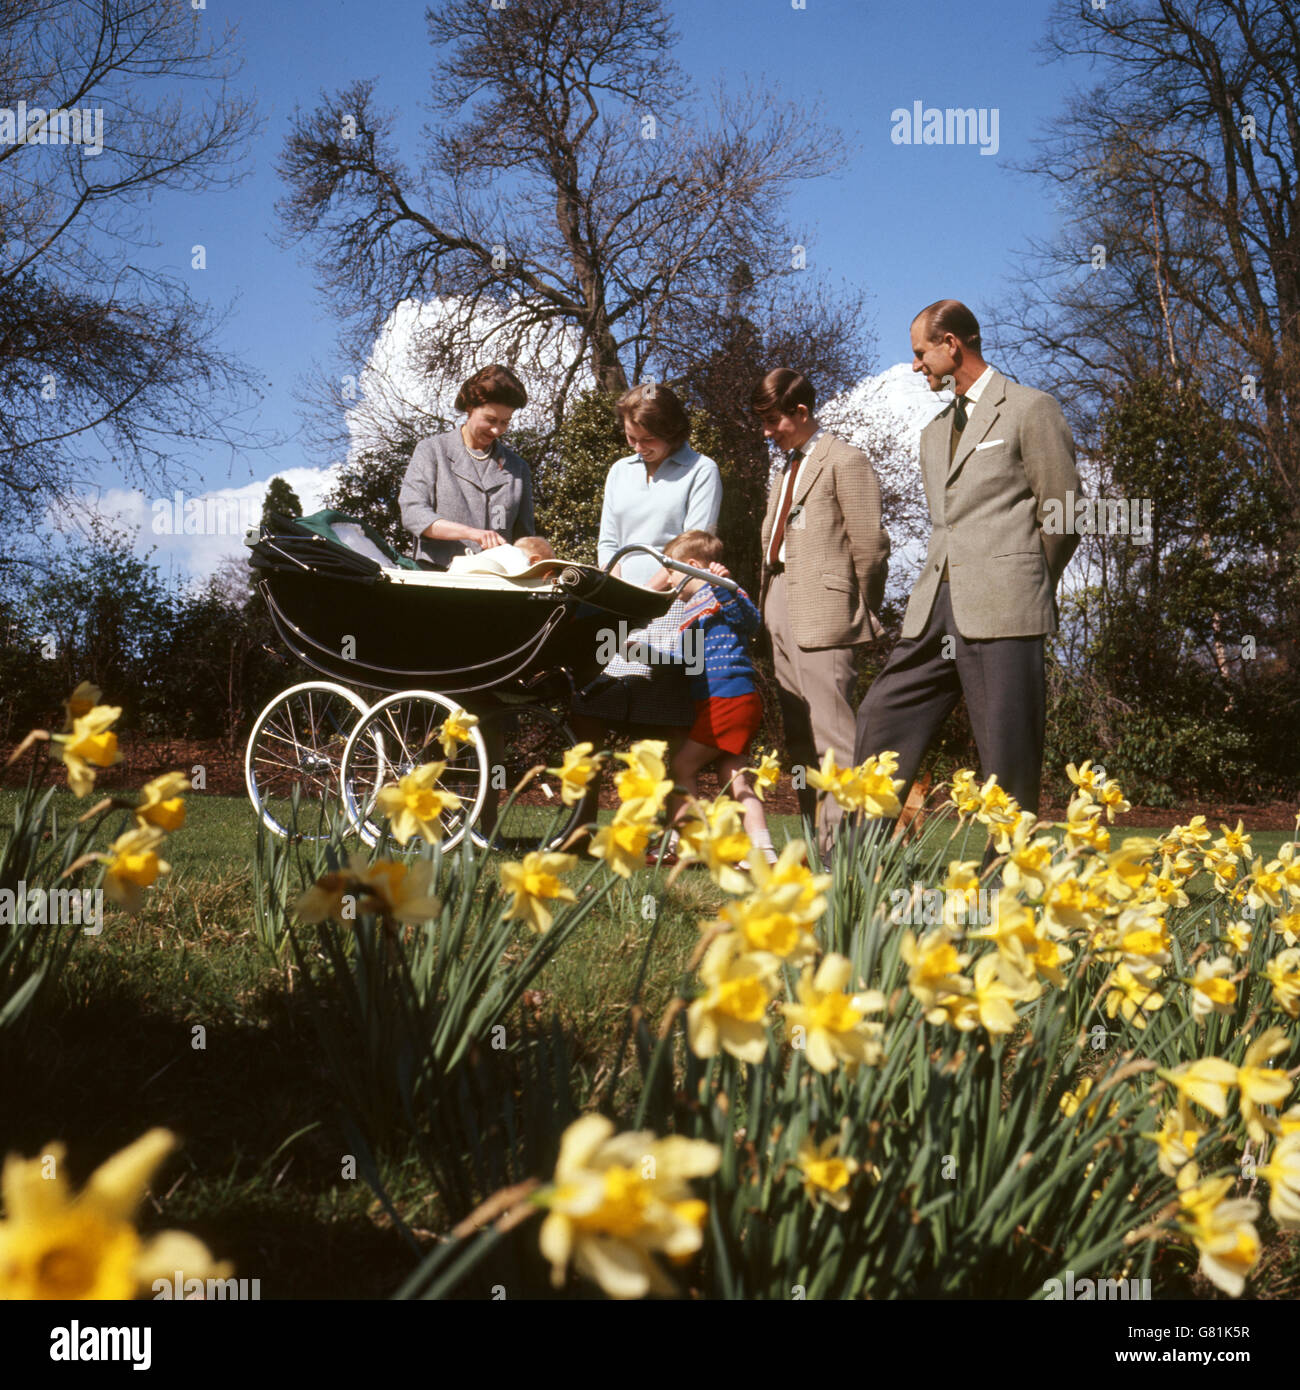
top-left (616, 382), bottom-right (691, 452)
top-left (454, 364), bottom-right (528, 413)
top-left (750, 368), bottom-right (815, 417)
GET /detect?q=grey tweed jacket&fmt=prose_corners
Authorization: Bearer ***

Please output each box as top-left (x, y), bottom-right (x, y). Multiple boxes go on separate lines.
top-left (905, 370), bottom-right (1081, 641)
top-left (399, 428), bottom-right (536, 566)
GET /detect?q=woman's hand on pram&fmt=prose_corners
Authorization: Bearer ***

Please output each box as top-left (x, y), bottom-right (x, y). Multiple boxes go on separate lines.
top-left (470, 528), bottom-right (508, 549)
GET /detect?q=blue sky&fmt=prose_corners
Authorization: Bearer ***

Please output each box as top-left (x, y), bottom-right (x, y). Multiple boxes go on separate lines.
top-left (72, 0), bottom-right (1095, 575)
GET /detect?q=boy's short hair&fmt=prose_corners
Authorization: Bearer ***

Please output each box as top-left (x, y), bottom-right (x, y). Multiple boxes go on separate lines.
top-left (665, 529), bottom-right (723, 566)
top-left (750, 368), bottom-right (815, 417)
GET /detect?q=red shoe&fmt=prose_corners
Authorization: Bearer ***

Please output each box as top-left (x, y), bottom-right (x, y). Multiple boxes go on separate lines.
top-left (645, 846), bottom-right (679, 867)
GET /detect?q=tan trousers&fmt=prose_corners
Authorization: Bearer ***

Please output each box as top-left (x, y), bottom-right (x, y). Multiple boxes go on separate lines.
top-left (763, 572), bottom-right (857, 850)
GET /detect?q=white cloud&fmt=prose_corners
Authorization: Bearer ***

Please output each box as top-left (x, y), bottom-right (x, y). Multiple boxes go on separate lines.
top-left (57, 465), bottom-right (341, 586)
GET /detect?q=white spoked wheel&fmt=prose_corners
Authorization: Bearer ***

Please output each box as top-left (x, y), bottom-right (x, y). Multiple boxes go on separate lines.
top-left (245, 681), bottom-right (371, 840)
top-left (339, 691), bottom-right (489, 851)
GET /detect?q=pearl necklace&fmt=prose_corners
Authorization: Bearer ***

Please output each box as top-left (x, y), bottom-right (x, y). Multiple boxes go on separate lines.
top-left (461, 425), bottom-right (495, 461)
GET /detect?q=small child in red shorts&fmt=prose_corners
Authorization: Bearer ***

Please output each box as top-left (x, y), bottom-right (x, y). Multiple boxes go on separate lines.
top-left (643, 531), bottom-right (776, 866)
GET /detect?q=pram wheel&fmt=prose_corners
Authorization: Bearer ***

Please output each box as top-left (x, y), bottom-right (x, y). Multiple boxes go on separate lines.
top-left (245, 681), bottom-right (370, 840)
top-left (339, 691), bottom-right (489, 850)
top-left (469, 703), bottom-right (588, 855)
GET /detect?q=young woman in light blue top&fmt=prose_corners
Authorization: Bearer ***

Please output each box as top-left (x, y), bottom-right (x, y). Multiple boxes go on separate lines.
top-left (569, 384), bottom-right (723, 841)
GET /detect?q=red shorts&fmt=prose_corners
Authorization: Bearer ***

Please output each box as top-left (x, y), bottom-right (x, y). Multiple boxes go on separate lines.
top-left (688, 692), bottom-right (763, 755)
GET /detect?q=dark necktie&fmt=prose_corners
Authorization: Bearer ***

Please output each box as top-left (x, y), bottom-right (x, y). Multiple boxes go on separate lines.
top-left (767, 448), bottom-right (804, 566)
top-left (948, 395), bottom-right (971, 463)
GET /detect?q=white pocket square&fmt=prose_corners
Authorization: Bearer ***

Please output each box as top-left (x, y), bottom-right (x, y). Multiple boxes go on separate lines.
top-left (974, 439), bottom-right (1005, 451)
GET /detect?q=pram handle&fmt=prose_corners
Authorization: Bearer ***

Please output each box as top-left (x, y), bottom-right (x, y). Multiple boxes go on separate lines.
top-left (606, 543), bottom-right (741, 595)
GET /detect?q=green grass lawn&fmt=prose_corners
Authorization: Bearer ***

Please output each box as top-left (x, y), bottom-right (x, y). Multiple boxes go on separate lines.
top-left (2, 787), bottom-right (1293, 1297)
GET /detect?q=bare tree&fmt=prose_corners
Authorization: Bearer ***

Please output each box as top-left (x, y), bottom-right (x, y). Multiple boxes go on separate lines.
top-left (276, 0), bottom-right (855, 433)
top-left (0, 0), bottom-right (260, 553)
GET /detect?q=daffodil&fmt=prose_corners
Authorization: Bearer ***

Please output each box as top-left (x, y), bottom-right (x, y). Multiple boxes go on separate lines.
top-left (948, 768), bottom-right (983, 816)
top-left (1225, 918), bottom-right (1254, 955)
top-left (971, 774), bottom-right (1019, 828)
top-left (1237, 1027), bottom-right (1293, 1143)
top-left (1246, 858), bottom-right (1286, 912)
top-left (613, 740), bottom-right (672, 815)
top-left (1188, 956), bottom-right (1238, 1023)
top-left (795, 1133), bottom-right (859, 1211)
top-left (686, 934), bottom-right (777, 1063)
top-left (808, 749), bottom-right (903, 817)
top-left (133, 771), bottom-right (190, 833)
top-left (900, 927), bottom-right (970, 1009)
top-left (1142, 1104), bottom-right (1203, 1178)
top-left (967, 951), bottom-right (1037, 1033)
top-left (1274, 911), bottom-right (1300, 948)
top-left (745, 750), bottom-right (781, 801)
top-left (1176, 1170), bottom-right (1260, 1297)
top-left (61, 680), bottom-right (101, 731)
top-left (537, 1115), bottom-right (719, 1299)
top-left (589, 802), bottom-right (656, 878)
top-left (709, 883), bottom-right (819, 965)
top-left (373, 763), bottom-right (462, 845)
top-left (1256, 1134), bottom-right (1300, 1229)
top-left (0, 1130), bottom-right (230, 1299)
top-left (1150, 862), bottom-right (1190, 911)
top-left (52, 704), bottom-right (122, 797)
top-left (1097, 778), bottom-right (1131, 822)
top-left (1065, 760), bottom-right (1106, 796)
top-left (1102, 838), bottom-right (1158, 900)
top-left (546, 743), bottom-right (607, 807)
top-left (1215, 820), bottom-right (1252, 865)
top-left (1158, 1057), bottom-right (1239, 1119)
top-left (294, 853), bottom-right (439, 923)
top-left (100, 827), bottom-right (169, 913)
top-left (782, 954), bottom-right (884, 1072)
top-left (1265, 947), bottom-right (1300, 1018)
top-left (998, 822), bottom-right (1056, 895)
top-left (1062, 794), bottom-right (1110, 853)
top-left (437, 707), bottom-right (479, 759)
top-left (745, 840), bottom-right (830, 919)
top-left (677, 795), bottom-right (751, 894)
top-left (499, 851), bottom-right (578, 933)
top-left (1103, 963), bottom-right (1165, 1030)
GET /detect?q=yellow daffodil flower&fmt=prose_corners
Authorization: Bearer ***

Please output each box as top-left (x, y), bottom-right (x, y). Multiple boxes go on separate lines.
top-left (1224, 918), bottom-right (1254, 955)
top-left (1245, 857), bottom-right (1286, 912)
top-left (613, 740), bottom-right (672, 815)
top-left (782, 954), bottom-right (885, 1072)
top-left (133, 771), bottom-right (190, 833)
top-left (745, 750), bottom-right (781, 801)
top-left (1265, 947), bottom-right (1300, 1018)
top-left (373, 762), bottom-right (462, 845)
top-left (436, 707), bottom-right (479, 759)
top-left (1237, 1027), bottom-right (1293, 1143)
top-left (677, 795), bottom-right (751, 894)
top-left (1103, 963), bottom-right (1165, 1030)
top-left (294, 853), bottom-right (439, 923)
top-left (1097, 778), bottom-right (1131, 822)
top-left (1186, 956), bottom-right (1238, 1022)
top-left (537, 1115), bottom-right (719, 1299)
top-left (99, 827), bottom-right (169, 913)
top-left (499, 851), bottom-right (578, 933)
top-left (546, 743), bottom-right (607, 807)
top-left (1158, 1056), bottom-right (1239, 1119)
top-left (1176, 1170), bottom-right (1260, 1297)
top-left (61, 680), bottom-right (102, 731)
top-left (52, 704), bottom-right (123, 797)
top-left (795, 1133), bottom-right (859, 1211)
top-left (686, 934), bottom-right (777, 1063)
top-left (0, 1130), bottom-right (230, 1299)
top-left (900, 927), bottom-right (970, 1009)
top-left (589, 802), bottom-right (656, 878)
top-left (709, 883), bottom-right (819, 966)
top-left (1256, 1134), bottom-right (1300, 1229)
top-left (745, 840), bottom-right (830, 918)
top-left (1141, 1105), bottom-right (1203, 1178)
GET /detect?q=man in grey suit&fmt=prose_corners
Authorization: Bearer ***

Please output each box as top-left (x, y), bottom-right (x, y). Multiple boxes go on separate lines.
top-left (854, 299), bottom-right (1081, 819)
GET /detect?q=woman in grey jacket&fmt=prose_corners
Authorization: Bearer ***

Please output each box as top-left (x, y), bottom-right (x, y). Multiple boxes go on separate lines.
top-left (399, 364), bottom-right (536, 567)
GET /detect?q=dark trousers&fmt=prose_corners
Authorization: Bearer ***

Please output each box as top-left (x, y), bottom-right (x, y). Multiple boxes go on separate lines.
top-left (853, 582), bottom-right (1046, 817)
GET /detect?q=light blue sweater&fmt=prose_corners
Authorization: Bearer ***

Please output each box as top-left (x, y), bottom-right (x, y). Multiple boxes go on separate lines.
top-left (596, 444), bottom-right (723, 588)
